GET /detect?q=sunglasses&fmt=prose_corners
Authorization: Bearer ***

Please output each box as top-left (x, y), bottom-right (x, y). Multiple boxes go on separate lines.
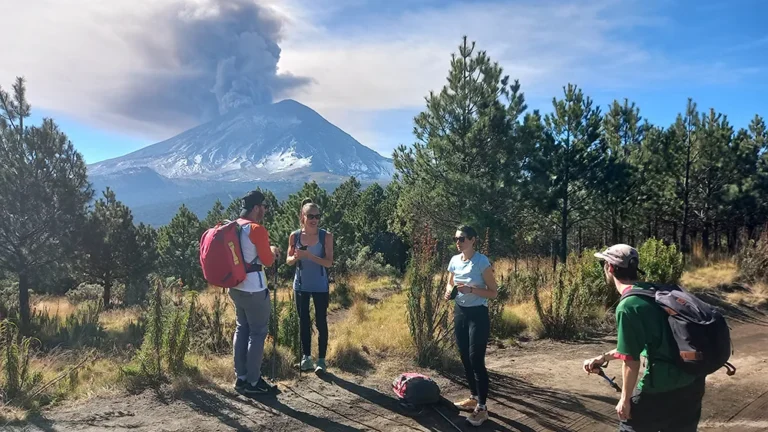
top-left (305, 214), bottom-right (321, 220)
top-left (454, 236), bottom-right (466, 243)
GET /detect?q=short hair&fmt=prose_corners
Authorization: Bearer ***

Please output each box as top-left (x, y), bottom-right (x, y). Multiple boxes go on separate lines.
top-left (611, 262), bottom-right (639, 280)
top-left (457, 225), bottom-right (478, 239)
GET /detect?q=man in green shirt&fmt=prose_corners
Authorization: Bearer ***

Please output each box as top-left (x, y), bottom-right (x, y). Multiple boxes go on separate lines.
top-left (583, 244), bottom-right (706, 432)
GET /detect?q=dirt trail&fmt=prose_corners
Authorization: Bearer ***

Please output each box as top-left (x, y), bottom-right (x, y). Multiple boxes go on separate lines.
top-left (9, 305), bottom-right (768, 431)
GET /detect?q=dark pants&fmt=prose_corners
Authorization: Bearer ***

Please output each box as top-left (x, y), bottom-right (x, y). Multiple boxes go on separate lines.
top-left (619, 377), bottom-right (706, 432)
top-left (295, 291), bottom-right (329, 358)
top-left (454, 304), bottom-right (490, 405)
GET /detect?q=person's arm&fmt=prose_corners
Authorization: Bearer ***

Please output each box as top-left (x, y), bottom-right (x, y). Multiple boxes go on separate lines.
top-left (304, 232), bottom-right (334, 268)
top-left (444, 272), bottom-right (455, 300)
top-left (286, 232), bottom-right (299, 267)
top-left (248, 224), bottom-right (275, 267)
top-left (617, 358), bottom-right (641, 420)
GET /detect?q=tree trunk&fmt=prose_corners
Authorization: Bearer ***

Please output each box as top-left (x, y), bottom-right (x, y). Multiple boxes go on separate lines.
top-left (18, 271), bottom-right (30, 333)
top-left (611, 213), bottom-right (619, 245)
top-left (672, 221), bottom-right (679, 248)
top-left (103, 279), bottom-right (112, 309)
top-left (702, 224), bottom-right (711, 256)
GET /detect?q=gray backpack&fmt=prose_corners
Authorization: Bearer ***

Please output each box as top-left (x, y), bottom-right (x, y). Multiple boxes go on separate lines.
top-left (620, 284), bottom-right (736, 377)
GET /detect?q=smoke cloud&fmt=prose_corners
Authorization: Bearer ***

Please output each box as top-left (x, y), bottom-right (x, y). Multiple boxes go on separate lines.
top-left (112, 0), bottom-right (311, 130)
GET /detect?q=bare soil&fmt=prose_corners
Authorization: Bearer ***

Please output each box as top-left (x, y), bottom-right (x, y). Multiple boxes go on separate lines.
top-left (8, 301), bottom-right (768, 432)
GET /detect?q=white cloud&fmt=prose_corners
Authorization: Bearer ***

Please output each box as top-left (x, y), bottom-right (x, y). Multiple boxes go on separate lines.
top-left (0, 0), bottom-right (760, 158)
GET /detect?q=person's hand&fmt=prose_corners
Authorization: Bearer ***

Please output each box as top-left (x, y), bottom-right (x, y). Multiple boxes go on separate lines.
top-left (444, 287), bottom-right (453, 300)
top-left (616, 397), bottom-right (631, 421)
top-left (456, 284), bottom-right (472, 294)
top-left (270, 246), bottom-right (281, 259)
top-left (295, 248), bottom-right (310, 260)
top-left (583, 355), bottom-right (605, 374)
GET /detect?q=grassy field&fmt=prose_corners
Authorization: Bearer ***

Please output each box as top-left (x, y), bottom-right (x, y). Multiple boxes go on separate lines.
top-left (3, 256), bottom-right (767, 423)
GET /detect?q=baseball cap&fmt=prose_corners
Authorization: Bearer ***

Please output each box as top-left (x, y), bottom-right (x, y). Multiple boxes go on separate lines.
top-left (594, 244), bottom-right (645, 274)
top-left (240, 190), bottom-right (266, 217)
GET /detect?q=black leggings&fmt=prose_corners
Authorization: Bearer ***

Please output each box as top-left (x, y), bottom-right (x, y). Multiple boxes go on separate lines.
top-left (454, 304), bottom-right (490, 405)
top-left (295, 291), bottom-right (329, 358)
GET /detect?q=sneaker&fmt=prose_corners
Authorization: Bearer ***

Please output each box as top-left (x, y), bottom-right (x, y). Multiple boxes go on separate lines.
top-left (299, 355), bottom-right (315, 372)
top-left (454, 397), bottom-right (478, 412)
top-left (315, 358), bottom-right (326, 373)
top-left (234, 378), bottom-right (247, 392)
top-left (242, 378), bottom-right (272, 395)
top-left (466, 406), bottom-right (489, 427)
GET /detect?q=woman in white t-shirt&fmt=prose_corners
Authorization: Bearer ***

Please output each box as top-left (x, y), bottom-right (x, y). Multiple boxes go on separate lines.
top-left (444, 225), bottom-right (498, 427)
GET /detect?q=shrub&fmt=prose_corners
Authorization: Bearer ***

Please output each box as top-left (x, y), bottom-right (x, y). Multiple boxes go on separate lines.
top-left (736, 230), bottom-right (768, 284)
top-left (30, 301), bottom-right (106, 350)
top-left (638, 238), bottom-right (684, 285)
top-left (488, 275), bottom-right (511, 338)
top-left (0, 320), bottom-right (43, 404)
top-left (278, 292), bottom-right (301, 363)
top-left (194, 292), bottom-right (232, 354)
top-left (330, 280), bottom-right (354, 308)
top-left (65, 283), bottom-right (108, 304)
top-left (123, 278), bottom-right (197, 389)
top-left (533, 252), bottom-right (604, 340)
top-left (0, 281), bottom-right (19, 321)
top-left (346, 246), bottom-right (397, 279)
top-left (405, 225), bottom-right (453, 368)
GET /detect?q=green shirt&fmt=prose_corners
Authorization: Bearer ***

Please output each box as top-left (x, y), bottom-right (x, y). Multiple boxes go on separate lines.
top-left (615, 283), bottom-right (697, 393)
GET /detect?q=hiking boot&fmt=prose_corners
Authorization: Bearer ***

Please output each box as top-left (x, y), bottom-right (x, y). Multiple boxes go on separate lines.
top-left (234, 378), bottom-right (247, 392)
top-left (454, 397), bottom-right (478, 412)
top-left (466, 406), bottom-right (489, 427)
top-left (315, 358), bottom-right (326, 373)
top-left (299, 355), bottom-right (315, 372)
top-left (242, 378), bottom-right (272, 395)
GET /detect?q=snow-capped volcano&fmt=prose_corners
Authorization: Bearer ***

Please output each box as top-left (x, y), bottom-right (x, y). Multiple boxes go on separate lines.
top-left (89, 99), bottom-right (393, 181)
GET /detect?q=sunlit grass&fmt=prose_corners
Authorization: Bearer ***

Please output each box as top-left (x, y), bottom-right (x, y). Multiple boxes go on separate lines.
top-left (681, 261), bottom-right (738, 292)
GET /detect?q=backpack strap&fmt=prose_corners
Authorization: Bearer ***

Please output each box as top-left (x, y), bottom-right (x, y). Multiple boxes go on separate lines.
top-left (293, 229), bottom-right (303, 289)
top-left (318, 229), bottom-right (327, 258)
top-left (236, 219), bottom-right (262, 274)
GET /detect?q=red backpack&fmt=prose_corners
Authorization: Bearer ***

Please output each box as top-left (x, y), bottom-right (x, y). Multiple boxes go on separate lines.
top-left (199, 219), bottom-right (255, 288)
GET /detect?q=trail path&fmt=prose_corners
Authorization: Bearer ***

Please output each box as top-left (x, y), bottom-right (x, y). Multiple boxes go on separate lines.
top-left (11, 301), bottom-right (768, 431)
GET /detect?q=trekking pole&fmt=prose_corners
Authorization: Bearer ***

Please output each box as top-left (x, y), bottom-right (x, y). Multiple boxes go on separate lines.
top-left (271, 261), bottom-right (278, 383)
top-left (432, 406), bottom-right (462, 432)
top-left (595, 366), bottom-right (622, 393)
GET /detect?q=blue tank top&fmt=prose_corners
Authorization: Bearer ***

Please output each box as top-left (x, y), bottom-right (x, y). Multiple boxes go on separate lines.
top-left (293, 231), bottom-right (329, 293)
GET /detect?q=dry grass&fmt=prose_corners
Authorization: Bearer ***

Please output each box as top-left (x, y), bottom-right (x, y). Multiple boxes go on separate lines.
top-left (327, 292), bottom-right (412, 366)
top-left (30, 296), bottom-right (76, 319)
top-left (506, 301), bottom-right (543, 338)
top-left (681, 261), bottom-right (739, 292)
top-left (725, 282), bottom-right (768, 309)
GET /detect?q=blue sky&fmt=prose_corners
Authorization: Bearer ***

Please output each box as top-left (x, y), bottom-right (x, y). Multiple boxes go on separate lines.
top-left (4, 0), bottom-right (767, 164)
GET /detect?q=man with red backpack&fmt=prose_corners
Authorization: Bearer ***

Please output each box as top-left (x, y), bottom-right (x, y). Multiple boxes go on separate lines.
top-left (583, 244), bottom-right (733, 431)
top-left (227, 190), bottom-right (279, 395)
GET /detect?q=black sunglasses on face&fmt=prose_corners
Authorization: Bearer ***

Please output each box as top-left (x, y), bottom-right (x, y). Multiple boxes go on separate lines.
top-left (454, 236), bottom-right (466, 243)
top-left (306, 214), bottom-right (321, 220)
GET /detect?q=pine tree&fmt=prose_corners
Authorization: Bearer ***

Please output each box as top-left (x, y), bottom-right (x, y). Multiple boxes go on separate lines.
top-left (352, 183), bottom-right (387, 247)
top-left (202, 199), bottom-right (226, 229)
top-left (669, 99), bottom-right (702, 252)
top-left (77, 188), bottom-right (143, 308)
top-left (596, 99), bottom-right (647, 244)
top-left (0, 77), bottom-right (93, 329)
top-left (534, 84), bottom-right (602, 263)
top-left (156, 205), bottom-right (205, 289)
top-left (393, 36), bottom-right (518, 249)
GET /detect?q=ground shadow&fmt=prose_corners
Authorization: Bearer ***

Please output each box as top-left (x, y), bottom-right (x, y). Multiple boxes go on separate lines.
top-left (695, 292), bottom-right (768, 325)
top-left (180, 386), bottom-right (262, 431)
top-left (318, 372), bottom-right (462, 431)
top-left (440, 369), bottom-right (615, 432)
top-left (4, 413), bottom-right (57, 432)
top-left (189, 379), bottom-right (366, 432)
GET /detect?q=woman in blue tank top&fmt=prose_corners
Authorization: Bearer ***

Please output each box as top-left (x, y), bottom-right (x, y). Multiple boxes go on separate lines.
top-left (286, 199), bottom-right (334, 373)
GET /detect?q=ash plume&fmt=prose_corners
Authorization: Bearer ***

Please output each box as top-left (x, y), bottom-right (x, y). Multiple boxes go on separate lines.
top-left (114, 0), bottom-right (310, 131)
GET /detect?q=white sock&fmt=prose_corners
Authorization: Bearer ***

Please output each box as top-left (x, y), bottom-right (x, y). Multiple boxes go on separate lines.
top-left (237, 375), bottom-right (246, 380)
top-left (478, 404), bottom-right (486, 410)
top-left (470, 395), bottom-right (478, 400)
